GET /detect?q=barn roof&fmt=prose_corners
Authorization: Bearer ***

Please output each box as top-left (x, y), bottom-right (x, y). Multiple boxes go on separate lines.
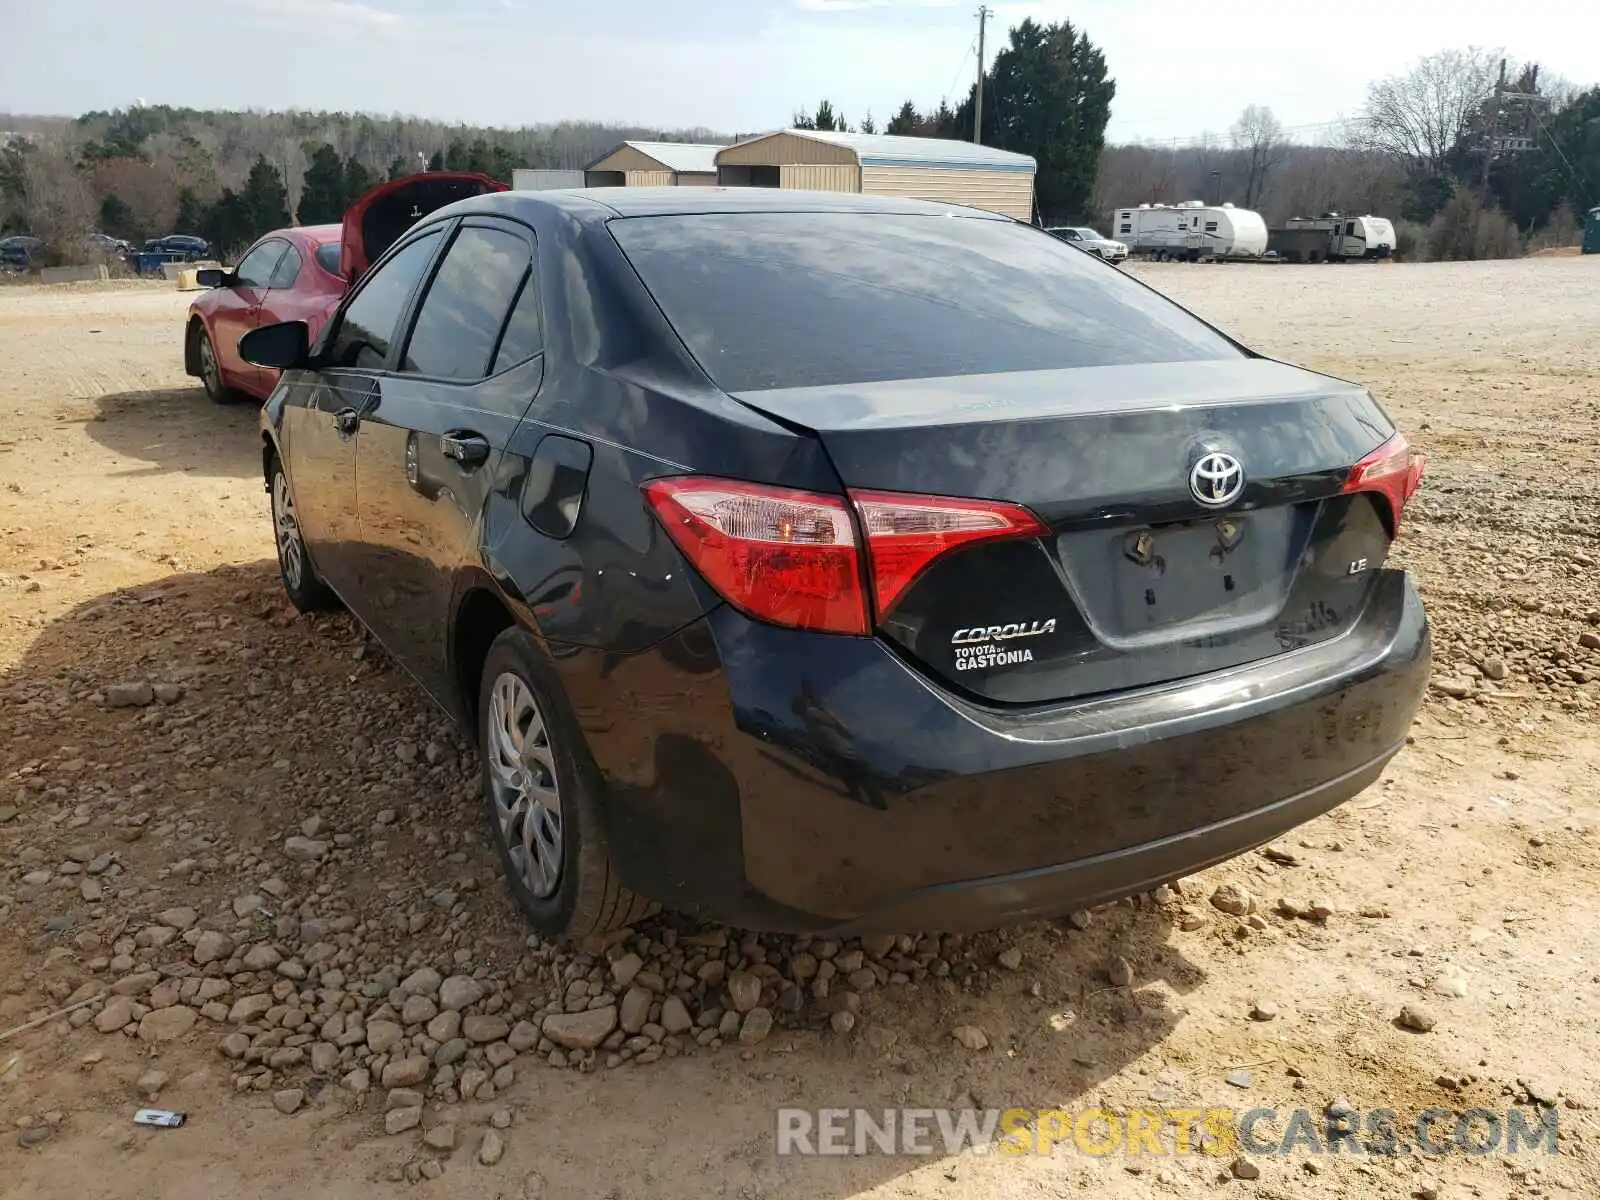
top-left (589, 140), bottom-right (723, 174)
top-left (724, 130), bottom-right (1036, 173)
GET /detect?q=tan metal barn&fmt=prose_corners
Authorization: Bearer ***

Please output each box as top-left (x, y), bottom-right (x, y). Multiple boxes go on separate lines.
top-left (583, 141), bottom-right (721, 188)
top-left (714, 130), bottom-right (1036, 220)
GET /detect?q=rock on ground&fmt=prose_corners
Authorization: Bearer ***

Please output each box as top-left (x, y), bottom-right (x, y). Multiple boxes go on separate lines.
top-left (541, 1007), bottom-right (617, 1050)
top-left (478, 1129), bottom-right (506, 1166)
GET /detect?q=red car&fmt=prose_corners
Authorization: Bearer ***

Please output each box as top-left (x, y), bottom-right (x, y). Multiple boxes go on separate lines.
top-left (184, 173), bottom-right (507, 403)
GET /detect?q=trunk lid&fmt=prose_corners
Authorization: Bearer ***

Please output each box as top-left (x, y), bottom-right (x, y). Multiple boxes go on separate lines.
top-left (340, 172), bottom-right (509, 282)
top-left (731, 358), bottom-right (1402, 705)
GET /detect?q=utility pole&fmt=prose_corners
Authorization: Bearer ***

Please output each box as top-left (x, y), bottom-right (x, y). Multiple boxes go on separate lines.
top-left (1480, 58), bottom-right (1507, 205)
top-left (973, 6), bottom-right (989, 145)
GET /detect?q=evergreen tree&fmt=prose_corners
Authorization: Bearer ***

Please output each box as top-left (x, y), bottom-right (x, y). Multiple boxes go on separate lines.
top-left (173, 188), bottom-right (204, 235)
top-left (885, 101), bottom-right (921, 136)
top-left (953, 18), bottom-right (1115, 222)
top-left (99, 194), bottom-right (135, 240)
top-left (199, 189), bottom-right (253, 255)
top-left (297, 143), bottom-right (346, 225)
top-left (342, 156), bottom-right (378, 205)
top-left (240, 156), bottom-right (291, 231)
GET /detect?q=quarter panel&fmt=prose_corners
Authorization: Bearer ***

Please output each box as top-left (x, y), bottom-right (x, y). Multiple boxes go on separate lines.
top-left (485, 424), bottom-right (711, 653)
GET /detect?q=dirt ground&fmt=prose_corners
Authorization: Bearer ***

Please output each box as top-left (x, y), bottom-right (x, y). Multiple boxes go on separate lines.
top-left (1, 259), bottom-right (1597, 1200)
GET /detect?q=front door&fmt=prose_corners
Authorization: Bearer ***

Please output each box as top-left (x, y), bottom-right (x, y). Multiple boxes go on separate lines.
top-left (211, 239), bottom-right (287, 394)
top-left (282, 227), bottom-right (445, 613)
top-left (353, 219), bottom-right (544, 700)
top-left (255, 242), bottom-right (306, 397)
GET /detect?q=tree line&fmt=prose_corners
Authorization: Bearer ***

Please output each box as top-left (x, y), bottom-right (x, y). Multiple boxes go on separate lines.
top-left (2, 37), bottom-right (1593, 265)
top-left (0, 106), bottom-right (726, 261)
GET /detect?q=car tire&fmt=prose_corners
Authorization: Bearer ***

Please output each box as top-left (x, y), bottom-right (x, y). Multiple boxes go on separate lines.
top-left (478, 626), bottom-right (658, 941)
top-left (268, 453), bottom-right (337, 613)
top-left (195, 326), bottom-right (238, 405)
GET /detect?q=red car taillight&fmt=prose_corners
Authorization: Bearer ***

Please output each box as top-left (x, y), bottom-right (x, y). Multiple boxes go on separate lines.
top-left (851, 489), bottom-right (1046, 617)
top-left (642, 478), bottom-right (869, 634)
top-left (1342, 433), bottom-right (1426, 536)
top-left (641, 476), bottom-right (1045, 635)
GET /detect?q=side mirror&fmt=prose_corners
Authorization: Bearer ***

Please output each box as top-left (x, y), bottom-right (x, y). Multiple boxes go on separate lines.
top-left (239, 320), bottom-right (311, 371)
top-left (195, 267), bottom-right (228, 288)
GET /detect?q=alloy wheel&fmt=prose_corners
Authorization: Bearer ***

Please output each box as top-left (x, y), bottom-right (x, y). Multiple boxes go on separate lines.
top-left (199, 334), bottom-right (220, 397)
top-left (485, 671), bottom-right (564, 899)
top-left (272, 471), bottom-right (304, 592)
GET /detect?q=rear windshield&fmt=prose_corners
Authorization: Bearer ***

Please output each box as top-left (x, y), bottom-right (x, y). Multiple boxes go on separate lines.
top-left (314, 242), bottom-right (343, 276)
top-left (609, 212), bottom-right (1240, 392)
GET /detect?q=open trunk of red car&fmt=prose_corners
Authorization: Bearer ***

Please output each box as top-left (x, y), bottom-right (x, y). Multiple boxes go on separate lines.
top-left (340, 172), bottom-right (509, 281)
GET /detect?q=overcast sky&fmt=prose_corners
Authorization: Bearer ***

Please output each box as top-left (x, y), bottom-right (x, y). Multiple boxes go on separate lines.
top-left (3, 0), bottom-right (1590, 143)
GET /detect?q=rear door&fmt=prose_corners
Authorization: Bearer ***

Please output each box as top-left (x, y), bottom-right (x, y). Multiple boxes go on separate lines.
top-left (211, 238), bottom-right (286, 392)
top-left (281, 227), bottom-right (445, 609)
top-left (352, 217), bottom-right (543, 699)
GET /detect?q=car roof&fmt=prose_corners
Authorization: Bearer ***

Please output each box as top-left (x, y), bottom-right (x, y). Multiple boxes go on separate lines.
top-left (293, 224), bottom-right (342, 245)
top-left (441, 186), bottom-right (1016, 224)
top-left (250, 225), bottom-right (340, 251)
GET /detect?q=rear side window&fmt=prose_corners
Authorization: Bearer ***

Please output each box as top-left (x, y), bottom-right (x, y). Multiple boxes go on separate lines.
top-left (610, 213), bottom-right (1240, 392)
top-left (402, 225), bottom-right (530, 381)
top-left (314, 243), bottom-right (343, 276)
top-left (491, 275), bottom-right (543, 373)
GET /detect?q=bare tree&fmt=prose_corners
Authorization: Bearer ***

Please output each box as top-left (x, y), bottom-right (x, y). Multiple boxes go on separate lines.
top-left (21, 142), bottom-right (96, 247)
top-left (91, 157), bottom-right (180, 237)
top-left (1229, 105), bottom-right (1286, 208)
top-left (1358, 47), bottom-right (1503, 174)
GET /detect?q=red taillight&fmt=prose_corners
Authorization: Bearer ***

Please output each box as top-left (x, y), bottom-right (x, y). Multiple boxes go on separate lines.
top-left (851, 489), bottom-right (1047, 617)
top-left (642, 477), bottom-right (1046, 635)
top-left (642, 477), bottom-right (869, 635)
top-left (1342, 433), bottom-right (1426, 535)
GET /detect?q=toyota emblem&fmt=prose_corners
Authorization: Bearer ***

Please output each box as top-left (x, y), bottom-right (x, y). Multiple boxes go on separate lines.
top-left (1190, 451), bottom-right (1244, 508)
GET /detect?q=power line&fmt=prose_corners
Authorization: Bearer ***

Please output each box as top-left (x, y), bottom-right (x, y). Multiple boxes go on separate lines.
top-left (940, 32), bottom-right (978, 115)
top-left (1121, 117), bottom-right (1358, 151)
top-left (1530, 104), bottom-right (1592, 208)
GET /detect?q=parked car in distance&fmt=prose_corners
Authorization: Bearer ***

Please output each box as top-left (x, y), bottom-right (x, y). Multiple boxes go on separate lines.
top-left (183, 171), bottom-right (508, 402)
top-left (245, 187), bottom-right (1430, 940)
top-left (130, 233), bottom-right (213, 275)
top-left (1046, 225), bottom-right (1129, 263)
top-left (0, 234), bottom-right (41, 272)
top-left (84, 232), bottom-right (133, 258)
top-left (184, 225), bottom-right (345, 403)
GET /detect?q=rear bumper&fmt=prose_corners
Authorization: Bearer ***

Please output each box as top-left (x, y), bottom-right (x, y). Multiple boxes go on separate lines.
top-left (825, 744), bottom-right (1391, 934)
top-left (562, 569), bottom-right (1429, 933)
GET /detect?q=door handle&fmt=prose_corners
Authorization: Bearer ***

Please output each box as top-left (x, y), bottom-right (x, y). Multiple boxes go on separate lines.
top-left (333, 408), bottom-right (360, 435)
top-left (441, 431), bottom-right (491, 466)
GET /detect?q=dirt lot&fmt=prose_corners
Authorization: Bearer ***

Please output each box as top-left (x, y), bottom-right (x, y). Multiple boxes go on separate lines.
top-left (1, 259), bottom-right (1597, 1200)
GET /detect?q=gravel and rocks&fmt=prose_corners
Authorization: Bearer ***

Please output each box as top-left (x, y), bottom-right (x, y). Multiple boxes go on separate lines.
top-left (2, 266), bottom-right (1597, 1200)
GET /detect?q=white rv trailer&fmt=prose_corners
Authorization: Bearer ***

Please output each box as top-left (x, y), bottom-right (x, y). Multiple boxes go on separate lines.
top-left (1269, 214), bottom-right (1395, 261)
top-left (1111, 201), bottom-right (1269, 261)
